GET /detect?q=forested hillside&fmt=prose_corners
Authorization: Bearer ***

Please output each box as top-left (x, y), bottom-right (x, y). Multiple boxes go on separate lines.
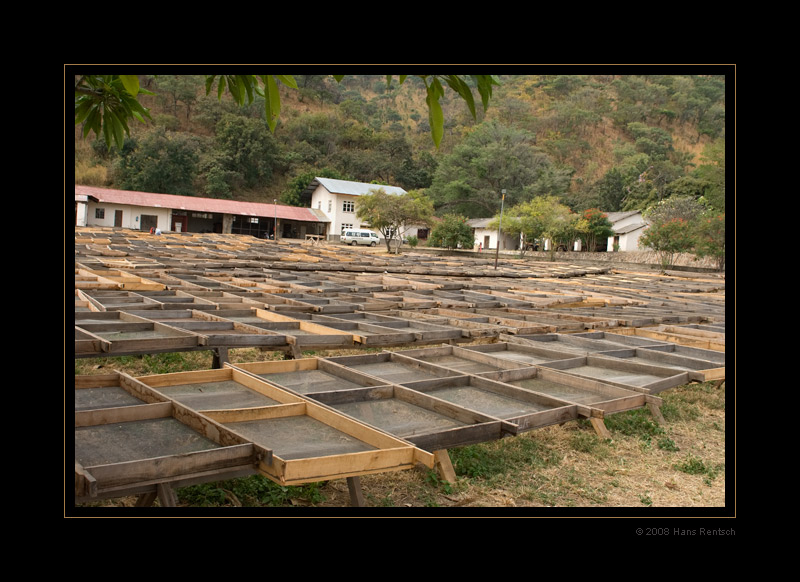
top-left (74, 73), bottom-right (728, 219)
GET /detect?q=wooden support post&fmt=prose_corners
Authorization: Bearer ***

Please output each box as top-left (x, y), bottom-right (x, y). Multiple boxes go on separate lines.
top-left (157, 482), bottom-right (178, 507)
top-left (647, 402), bottom-right (666, 424)
top-left (212, 348), bottom-right (229, 369)
top-left (589, 417), bottom-right (612, 439)
top-left (134, 482), bottom-right (177, 507)
top-left (433, 449), bottom-right (457, 483)
top-left (135, 491), bottom-right (157, 507)
top-left (347, 476), bottom-right (365, 507)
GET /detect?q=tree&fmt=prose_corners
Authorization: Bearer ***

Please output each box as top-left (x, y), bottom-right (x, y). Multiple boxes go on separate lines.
top-left (356, 189), bottom-right (434, 253)
top-left (639, 196), bottom-right (705, 270)
top-left (74, 74), bottom-right (499, 150)
top-left (693, 139), bottom-right (726, 211)
top-left (638, 218), bottom-right (695, 271)
top-left (153, 75), bottom-right (204, 121)
top-left (693, 211), bottom-right (726, 272)
top-left (639, 196), bottom-right (726, 271)
top-left (428, 214), bottom-right (474, 250)
top-left (574, 208), bottom-right (614, 252)
top-left (590, 168), bottom-right (627, 212)
top-left (492, 196), bottom-right (575, 260)
top-left (212, 114), bottom-right (278, 189)
top-left (282, 169), bottom-right (349, 207)
top-left (114, 128), bottom-right (199, 195)
top-left (644, 196), bottom-right (706, 224)
top-left (427, 121), bottom-right (566, 217)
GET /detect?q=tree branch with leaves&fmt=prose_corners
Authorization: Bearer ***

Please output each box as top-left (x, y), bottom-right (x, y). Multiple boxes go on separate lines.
top-left (74, 74), bottom-right (499, 150)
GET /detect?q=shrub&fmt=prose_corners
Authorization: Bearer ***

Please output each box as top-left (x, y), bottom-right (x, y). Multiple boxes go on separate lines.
top-left (428, 214), bottom-right (474, 249)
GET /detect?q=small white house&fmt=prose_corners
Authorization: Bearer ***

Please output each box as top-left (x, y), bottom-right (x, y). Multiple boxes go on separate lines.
top-left (467, 218), bottom-right (519, 251)
top-left (606, 211), bottom-right (648, 251)
top-left (305, 177), bottom-right (407, 241)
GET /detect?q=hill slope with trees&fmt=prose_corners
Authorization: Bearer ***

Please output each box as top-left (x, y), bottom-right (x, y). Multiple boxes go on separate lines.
top-left (74, 73), bottom-right (728, 218)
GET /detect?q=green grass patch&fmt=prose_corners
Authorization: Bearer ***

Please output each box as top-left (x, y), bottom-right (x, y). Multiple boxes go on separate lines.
top-left (569, 430), bottom-right (610, 456)
top-left (673, 454), bottom-right (723, 482)
top-left (450, 434), bottom-right (560, 481)
top-left (603, 408), bottom-right (665, 441)
top-left (660, 381), bottom-right (725, 421)
top-left (177, 475), bottom-right (327, 507)
top-left (75, 351), bottom-right (215, 376)
top-left (657, 437), bottom-right (680, 451)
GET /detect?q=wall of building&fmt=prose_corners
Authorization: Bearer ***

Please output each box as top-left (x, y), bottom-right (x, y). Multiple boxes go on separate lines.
top-left (312, 187), bottom-right (364, 240)
top-left (81, 201), bottom-right (233, 234)
top-left (608, 225), bottom-right (647, 252)
top-left (607, 214), bottom-right (647, 252)
top-left (82, 202), bottom-right (172, 232)
top-left (472, 228), bottom-right (519, 251)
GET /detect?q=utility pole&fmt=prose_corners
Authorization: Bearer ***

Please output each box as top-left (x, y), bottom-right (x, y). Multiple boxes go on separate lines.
top-left (494, 189), bottom-right (506, 270)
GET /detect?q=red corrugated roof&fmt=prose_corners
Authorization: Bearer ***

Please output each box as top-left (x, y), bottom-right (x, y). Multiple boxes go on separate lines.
top-left (74, 185), bottom-right (325, 222)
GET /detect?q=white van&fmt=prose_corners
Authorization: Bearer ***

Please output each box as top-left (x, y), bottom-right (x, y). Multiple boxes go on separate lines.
top-left (341, 229), bottom-right (380, 246)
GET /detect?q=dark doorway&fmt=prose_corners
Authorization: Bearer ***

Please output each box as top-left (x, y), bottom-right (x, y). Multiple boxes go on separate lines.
top-left (140, 215), bottom-right (158, 232)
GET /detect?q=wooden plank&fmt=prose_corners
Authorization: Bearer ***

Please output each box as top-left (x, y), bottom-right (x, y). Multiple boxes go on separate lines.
top-left (75, 402), bottom-right (173, 427)
top-left (75, 311), bottom-right (202, 354)
top-left (79, 444), bottom-right (259, 494)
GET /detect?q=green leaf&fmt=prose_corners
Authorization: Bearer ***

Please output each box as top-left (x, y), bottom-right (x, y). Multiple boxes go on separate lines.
top-left (82, 107), bottom-right (98, 138)
top-left (227, 75), bottom-right (242, 104)
top-left (105, 107), bottom-right (125, 149)
top-left (74, 99), bottom-right (93, 125)
top-left (205, 75), bottom-right (217, 95)
top-left (119, 75), bottom-right (140, 97)
top-left (263, 75), bottom-right (282, 132)
top-left (275, 75), bottom-right (298, 89)
top-left (426, 80), bottom-right (444, 148)
top-left (444, 75), bottom-right (476, 119)
top-left (239, 75), bottom-right (255, 103)
top-left (102, 109), bottom-right (113, 149)
top-left (473, 75), bottom-right (497, 110)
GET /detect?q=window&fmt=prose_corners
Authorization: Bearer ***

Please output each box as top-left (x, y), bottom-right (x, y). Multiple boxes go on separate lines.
top-left (328, 200), bottom-right (332, 213)
top-left (95, 208), bottom-right (105, 219)
top-left (341, 223), bottom-right (353, 233)
top-left (343, 200), bottom-right (355, 213)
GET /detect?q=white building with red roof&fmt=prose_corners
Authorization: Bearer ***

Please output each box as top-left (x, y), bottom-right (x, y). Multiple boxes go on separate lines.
top-left (74, 185), bottom-right (329, 240)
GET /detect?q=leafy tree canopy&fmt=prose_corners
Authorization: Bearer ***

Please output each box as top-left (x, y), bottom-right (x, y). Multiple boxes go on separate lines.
top-left (356, 189), bottom-right (434, 253)
top-left (492, 196), bottom-right (575, 258)
top-left (427, 120), bottom-right (570, 217)
top-left (114, 128), bottom-right (199, 196)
